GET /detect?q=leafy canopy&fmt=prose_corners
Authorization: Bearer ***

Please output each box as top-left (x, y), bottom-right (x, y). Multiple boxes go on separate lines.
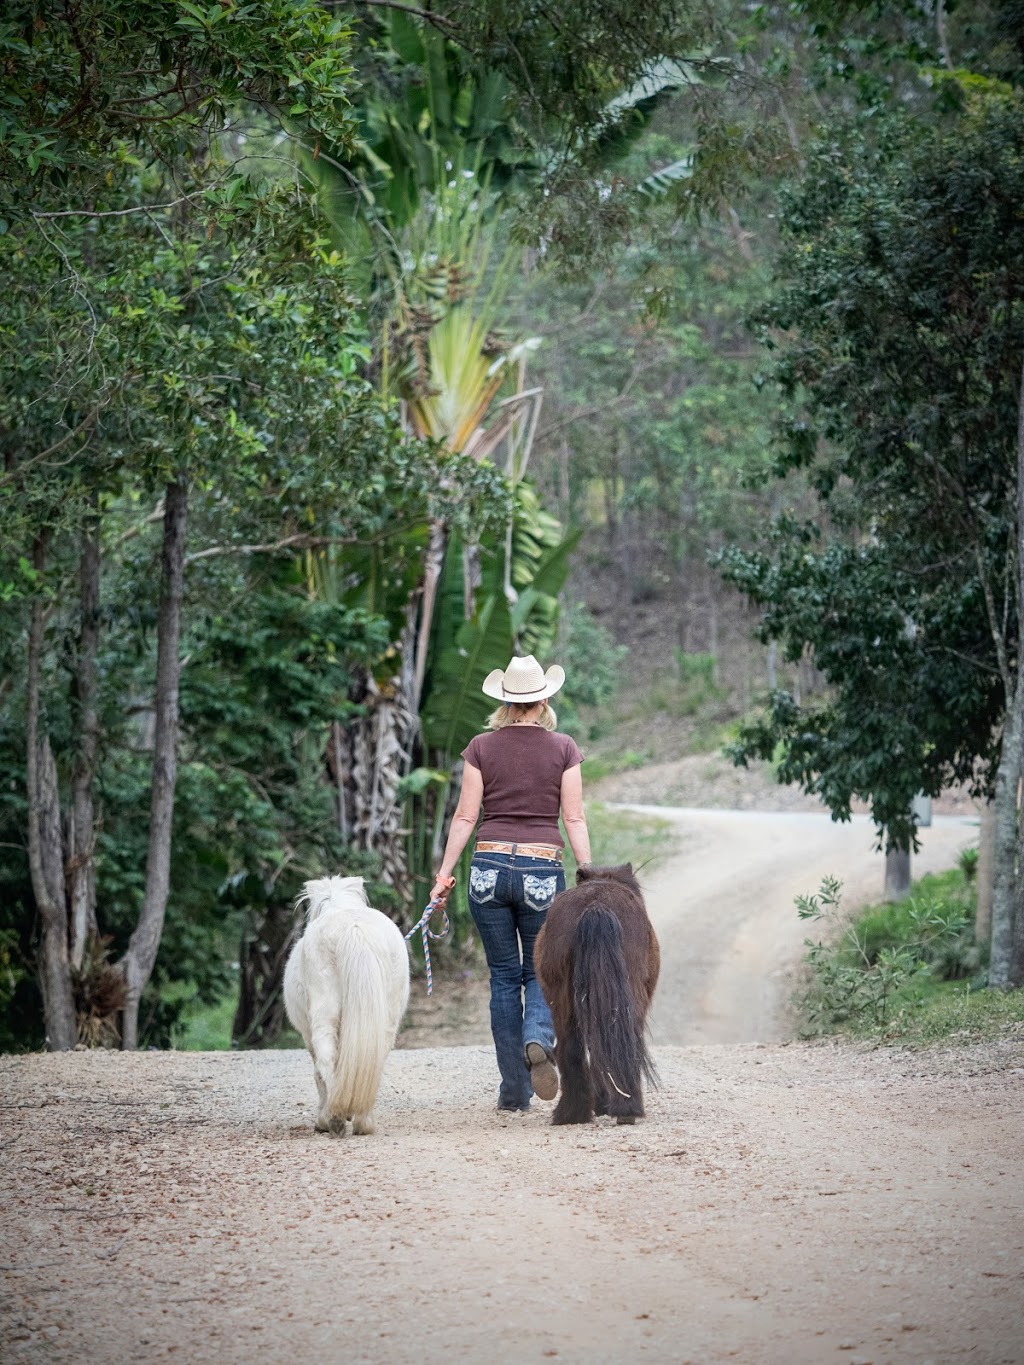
top-left (0, 0), bottom-right (356, 215)
top-left (721, 89), bottom-right (1024, 846)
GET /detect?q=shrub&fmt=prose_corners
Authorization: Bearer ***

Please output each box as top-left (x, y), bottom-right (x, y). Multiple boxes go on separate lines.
top-left (796, 873), bottom-right (980, 1033)
top-left (958, 846), bottom-right (979, 884)
top-left (558, 602), bottom-right (628, 732)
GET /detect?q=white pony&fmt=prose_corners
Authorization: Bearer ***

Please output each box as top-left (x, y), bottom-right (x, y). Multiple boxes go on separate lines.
top-left (283, 876), bottom-right (410, 1137)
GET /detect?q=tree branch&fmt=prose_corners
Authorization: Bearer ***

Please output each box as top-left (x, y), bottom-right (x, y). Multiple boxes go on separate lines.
top-left (329, 0), bottom-right (460, 33)
top-left (185, 533), bottom-right (354, 564)
top-left (183, 527), bottom-right (423, 564)
top-left (115, 501), bottom-right (166, 545)
top-left (536, 359), bottom-right (647, 442)
top-left (0, 397), bottom-right (110, 489)
top-left (936, 0), bottom-right (955, 71)
top-left (975, 541), bottom-right (1014, 701)
top-left (31, 198), bottom-right (192, 220)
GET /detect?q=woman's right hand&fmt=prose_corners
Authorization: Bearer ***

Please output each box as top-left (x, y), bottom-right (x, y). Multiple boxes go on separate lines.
top-left (430, 874), bottom-right (456, 906)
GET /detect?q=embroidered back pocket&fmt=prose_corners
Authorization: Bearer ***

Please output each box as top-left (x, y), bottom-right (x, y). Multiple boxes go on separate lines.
top-left (469, 865), bottom-right (499, 904)
top-left (522, 872), bottom-right (558, 913)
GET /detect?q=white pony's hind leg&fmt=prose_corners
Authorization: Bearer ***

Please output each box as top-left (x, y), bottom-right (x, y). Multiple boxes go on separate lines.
top-left (311, 1054), bottom-right (329, 1132)
top-left (352, 1110), bottom-right (375, 1136)
top-left (308, 1010), bottom-right (342, 1135)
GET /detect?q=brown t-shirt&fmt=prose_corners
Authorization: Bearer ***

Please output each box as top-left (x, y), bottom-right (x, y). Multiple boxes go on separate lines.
top-left (461, 727), bottom-right (584, 848)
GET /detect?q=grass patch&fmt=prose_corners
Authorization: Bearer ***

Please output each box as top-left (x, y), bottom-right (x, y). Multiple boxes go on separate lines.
top-left (795, 863), bottom-right (1024, 1046)
top-left (872, 980), bottom-right (1024, 1047)
top-left (173, 990), bottom-right (237, 1051)
top-left (852, 869), bottom-right (970, 965)
top-left (576, 656), bottom-right (738, 770)
top-left (582, 749), bottom-right (655, 783)
top-left (173, 973), bottom-right (303, 1052)
top-left (563, 801), bottom-right (677, 883)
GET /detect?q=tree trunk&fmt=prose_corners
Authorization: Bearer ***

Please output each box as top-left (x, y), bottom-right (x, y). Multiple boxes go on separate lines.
top-left (975, 800), bottom-right (996, 944)
top-left (69, 503), bottom-right (101, 970)
top-left (998, 352), bottom-right (1024, 986)
top-left (412, 518), bottom-right (447, 712)
top-left (330, 721), bottom-right (349, 840)
top-left (559, 439), bottom-right (571, 522)
top-left (988, 689), bottom-right (1022, 988)
top-left (26, 538), bottom-right (77, 1050)
top-left (349, 670), bottom-right (416, 898)
top-left (463, 537), bottom-right (482, 619)
top-left (1010, 833), bottom-right (1024, 986)
top-left (119, 476), bottom-right (187, 1048)
top-left (884, 842), bottom-right (912, 902)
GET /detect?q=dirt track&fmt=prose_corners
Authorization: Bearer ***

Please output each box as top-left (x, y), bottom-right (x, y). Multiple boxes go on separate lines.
top-left (3, 807), bottom-right (1023, 1364)
top-left (2, 1043), bottom-right (1022, 1364)
top-left (636, 808), bottom-right (979, 1045)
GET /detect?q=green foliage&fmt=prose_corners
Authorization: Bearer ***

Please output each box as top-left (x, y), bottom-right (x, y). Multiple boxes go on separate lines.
top-left (422, 566), bottom-right (514, 762)
top-left (0, 535), bottom-right (411, 1045)
top-left (670, 651), bottom-right (724, 716)
top-left (420, 482), bottom-right (577, 762)
top-left (0, 0), bottom-right (356, 215)
top-left (796, 870), bottom-right (983, 1035)
top-left (861, 980), bottom-right (1024, 1048)
top-left (558, 602), bottom-right (629, 720)
top-left (0, 0), bottom-right (509, 1048)
top-left (721, 92), bottom-right (1024, 847)
top-left (304, 1), bottom-right (757, 273)
top-left (958, 847), bottom-right (980, 885)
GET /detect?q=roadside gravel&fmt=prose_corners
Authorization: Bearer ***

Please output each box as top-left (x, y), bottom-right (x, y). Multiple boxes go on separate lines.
top-left (2, 1039), bottom-right (1021, 1364)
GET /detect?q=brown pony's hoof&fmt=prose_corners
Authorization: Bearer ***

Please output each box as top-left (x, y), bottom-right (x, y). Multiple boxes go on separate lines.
top-left (616, 1115), bottom-right (636, 1125)
top-left (552, 1098), bottom-right (594, 1125)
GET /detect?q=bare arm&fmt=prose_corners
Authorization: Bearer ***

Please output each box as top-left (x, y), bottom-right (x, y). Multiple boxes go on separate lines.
top-left (560, 763), bottom-right (591, 867)
top-left (430, 762), bottom-right (484, 901)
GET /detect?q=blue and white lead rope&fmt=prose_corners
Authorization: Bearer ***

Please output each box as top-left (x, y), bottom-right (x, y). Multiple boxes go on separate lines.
top-left (404, 897), bottom-right (450, 995)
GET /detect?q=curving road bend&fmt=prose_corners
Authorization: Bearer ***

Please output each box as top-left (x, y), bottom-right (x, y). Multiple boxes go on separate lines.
top-left (618, 806), bottom-right (979, 1046)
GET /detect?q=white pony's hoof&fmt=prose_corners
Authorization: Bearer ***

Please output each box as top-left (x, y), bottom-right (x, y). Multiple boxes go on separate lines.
top-left (328, 1115), bottom-right (348, 1137)
top-left (352, 1115), bottom-right (375, 1136)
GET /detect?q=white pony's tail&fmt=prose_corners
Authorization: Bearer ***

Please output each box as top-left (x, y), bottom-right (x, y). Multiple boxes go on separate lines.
top-left (327, 942), bottom-right (393, 1123)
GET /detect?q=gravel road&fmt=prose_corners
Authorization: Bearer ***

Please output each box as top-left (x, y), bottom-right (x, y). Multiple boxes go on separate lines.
top-left (2, 1042), bottom-right (1021, 1364)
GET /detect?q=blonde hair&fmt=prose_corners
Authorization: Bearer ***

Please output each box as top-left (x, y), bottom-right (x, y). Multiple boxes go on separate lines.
top-left (486, 700), bottom-right (558, 732)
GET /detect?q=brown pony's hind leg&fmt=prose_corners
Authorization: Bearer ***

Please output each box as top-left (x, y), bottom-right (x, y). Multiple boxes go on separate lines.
top-left (552, 1019), bottom-right (594, 1125)
top-left (601, 1016), bottom-right (645, 1123)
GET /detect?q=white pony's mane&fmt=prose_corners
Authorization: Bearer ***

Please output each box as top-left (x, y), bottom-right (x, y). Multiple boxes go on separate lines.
top-left (297, 875), bottom-right (370, 923)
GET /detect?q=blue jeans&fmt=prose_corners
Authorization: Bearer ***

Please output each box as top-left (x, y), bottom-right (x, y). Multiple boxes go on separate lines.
top-left (468, 850), bottom-right (563, 1109)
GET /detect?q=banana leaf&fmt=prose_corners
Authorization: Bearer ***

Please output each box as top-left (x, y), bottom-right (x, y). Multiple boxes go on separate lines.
top-left (421, 592), bottom-right (514, 758)
top-left (421, 523), bottom-right (514, 757)
top-left (513, 526), bottom-right (583, 658)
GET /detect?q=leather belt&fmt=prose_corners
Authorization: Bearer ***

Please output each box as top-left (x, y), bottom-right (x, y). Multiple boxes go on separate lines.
top-left (475, 841), bottom-right (563, 862)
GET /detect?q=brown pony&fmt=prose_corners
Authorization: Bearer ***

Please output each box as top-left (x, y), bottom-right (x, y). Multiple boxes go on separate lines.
top-left (534, 864), bottom-right (660, 1125)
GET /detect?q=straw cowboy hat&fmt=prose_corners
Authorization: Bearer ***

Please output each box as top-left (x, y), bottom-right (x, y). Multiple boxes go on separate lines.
top-left (482, 654), bottom-right (565, 703)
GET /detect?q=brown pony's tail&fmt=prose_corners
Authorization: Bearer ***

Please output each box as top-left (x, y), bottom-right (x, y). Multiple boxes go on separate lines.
top-left (572, 906), bottom-right (657, 1117)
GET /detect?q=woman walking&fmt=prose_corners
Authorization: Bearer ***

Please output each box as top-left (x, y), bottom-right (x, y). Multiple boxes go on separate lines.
top-left (430, 655), bottom-right (592, 1112)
